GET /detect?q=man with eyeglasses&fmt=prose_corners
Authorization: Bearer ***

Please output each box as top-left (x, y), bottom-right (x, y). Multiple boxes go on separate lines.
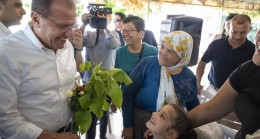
top-left (0, 0), bottom-right (26, 38)
top-left (0, 0), bottom-right (81, 139)
top-left (196, 14), bottom-right (255, 95)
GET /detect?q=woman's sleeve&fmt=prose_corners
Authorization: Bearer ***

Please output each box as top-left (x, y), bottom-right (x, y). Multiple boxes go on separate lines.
top-left (122, 61), bottom-right (145, 128)
top-left (185, 75), bottom-right (200, 111)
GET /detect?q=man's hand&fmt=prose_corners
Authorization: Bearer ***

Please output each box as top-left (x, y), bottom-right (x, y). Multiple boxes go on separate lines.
top-left (81, 13), bottom-right (92, 26)
top-left (37, 130), bottom-right (80, 139)
top-left (121, 127), bottom-right (134, 139)
top-left (70, 29), bottom-right (83, 50)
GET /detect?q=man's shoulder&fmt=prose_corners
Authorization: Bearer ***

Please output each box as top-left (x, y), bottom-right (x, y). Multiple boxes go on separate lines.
top-left (0, 31), bottom-right (25, 46)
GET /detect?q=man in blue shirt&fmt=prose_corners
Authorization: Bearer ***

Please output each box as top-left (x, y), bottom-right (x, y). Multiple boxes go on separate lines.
top-left (196, 14), bottom-right (255, 94)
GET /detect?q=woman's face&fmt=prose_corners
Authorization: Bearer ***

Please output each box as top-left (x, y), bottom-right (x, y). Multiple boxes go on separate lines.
top-left (146, 104), bottom-right (176, 138)
top-left (122, 22), bottom-right (143, 47)
top-left (158, 42), bottom-right (181, 67)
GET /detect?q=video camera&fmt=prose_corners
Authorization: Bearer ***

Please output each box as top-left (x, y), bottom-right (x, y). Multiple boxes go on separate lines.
top-left (87, 3), bottom-right (112, 29)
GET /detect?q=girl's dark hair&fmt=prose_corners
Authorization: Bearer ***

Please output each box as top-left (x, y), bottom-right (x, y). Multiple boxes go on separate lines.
top-left (123, 15), bottom-right (145, 31)
top-left (169, 104), bottom-right (197, 139)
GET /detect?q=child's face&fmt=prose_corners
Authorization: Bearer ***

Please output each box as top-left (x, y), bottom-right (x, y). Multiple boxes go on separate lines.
top-left (146, 104), bottom-right (176, 138)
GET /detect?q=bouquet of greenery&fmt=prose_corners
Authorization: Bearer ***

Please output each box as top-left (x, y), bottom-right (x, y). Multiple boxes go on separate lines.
top-left (66, 61), bottom-right (132, 134)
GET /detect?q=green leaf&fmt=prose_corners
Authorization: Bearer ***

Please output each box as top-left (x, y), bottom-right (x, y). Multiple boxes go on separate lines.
top-left (92, 62), bottom-right (102, 74)
top-left (107, 81), bottom-right (122, 108)
top-left (75, 110), bottom-right (92, 134)
top-left (102, 100), bottom-right (110, 111)
top-left (89, 95), bottom-right (103, 119)
top-left (78, 94), bottom-right (91, 110)
top-left (93, 78), bottom-right (105, 98)
top-left (70, 61), bottom-right (132, 133)
top-left (109, 68), bottom-right (132, 86)
top-left (79, 61), bottom-right (92, 73)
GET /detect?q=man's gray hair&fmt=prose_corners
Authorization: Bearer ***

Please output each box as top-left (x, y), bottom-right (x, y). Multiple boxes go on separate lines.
top-left (31, 0), bottom-right (76, 17)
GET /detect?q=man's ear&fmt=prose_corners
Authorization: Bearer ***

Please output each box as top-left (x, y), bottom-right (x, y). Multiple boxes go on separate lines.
top-left (31, 11), bottom-right (41, 28)
top-left (167, 129), bottom-right (179, 139)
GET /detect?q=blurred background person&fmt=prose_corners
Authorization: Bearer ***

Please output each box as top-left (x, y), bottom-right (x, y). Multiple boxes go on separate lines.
top-left (0, 0), bottom-right (26, 38)
top-left (114, 12), bottom-right (126, 46)
top-left (143, 30), bottom-right (158, 48)
top-left (212, 13), bottom-right (238, 41)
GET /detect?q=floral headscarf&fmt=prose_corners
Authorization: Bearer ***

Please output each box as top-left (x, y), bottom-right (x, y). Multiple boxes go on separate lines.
top-left (161, 31), bottom-right (193, 71)
top-left (156, 31), bottom-right (193, 111)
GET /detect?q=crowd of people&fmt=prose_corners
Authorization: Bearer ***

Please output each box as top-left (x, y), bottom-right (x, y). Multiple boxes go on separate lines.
top-left (0, 0), bottom-right (260, 139)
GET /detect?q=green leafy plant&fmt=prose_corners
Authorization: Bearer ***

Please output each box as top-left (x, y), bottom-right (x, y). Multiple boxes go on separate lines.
top-left (67, 61), bottom-right (132, 134)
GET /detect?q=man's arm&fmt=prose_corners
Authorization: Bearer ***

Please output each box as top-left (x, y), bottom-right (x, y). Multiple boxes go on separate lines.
top-left (70, 29), bottom-right (83, 71)
top-left (106, 29), bottom-right (120, 49)
top-left (188, 80), bottom-right (238, 127)
top-left (196, 60), bottom-right (207, 94)
top-left (37, 130), bottom-right (79, 139)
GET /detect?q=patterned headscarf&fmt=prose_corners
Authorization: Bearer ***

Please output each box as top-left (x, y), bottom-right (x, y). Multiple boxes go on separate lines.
top-left (156, 31), bottom-right (193, 111)
top-left (161, 31), bottom-right (193, 71)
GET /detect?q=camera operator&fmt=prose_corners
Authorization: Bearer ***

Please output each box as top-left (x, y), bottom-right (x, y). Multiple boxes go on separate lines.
top-left (80, 12), bottom-right (120, 139)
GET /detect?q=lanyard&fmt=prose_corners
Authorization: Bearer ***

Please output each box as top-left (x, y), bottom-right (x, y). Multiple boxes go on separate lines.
top-left (137, 44), bottom-right (144, 63)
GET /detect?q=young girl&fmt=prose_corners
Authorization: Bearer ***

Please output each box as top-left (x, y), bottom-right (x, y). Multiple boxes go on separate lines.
top-left (146, 104), bottom-right (196, 139)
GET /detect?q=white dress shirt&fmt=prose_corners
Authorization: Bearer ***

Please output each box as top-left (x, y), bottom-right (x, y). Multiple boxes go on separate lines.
top-left (0, 24), bottom-right (77, 139)
top-left (0, 22), bottom-right (12, 38)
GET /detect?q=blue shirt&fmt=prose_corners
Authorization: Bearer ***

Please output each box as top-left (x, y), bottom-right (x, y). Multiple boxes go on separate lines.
top-left (122, 56), bottom-right (199, 127)
top-left (202, 36), bottom-right (255, 89)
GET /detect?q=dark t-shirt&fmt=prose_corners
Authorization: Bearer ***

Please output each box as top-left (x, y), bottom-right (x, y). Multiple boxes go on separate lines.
top-left (229, 60), bottom-right (260, 139)
top-left (202, 36), bottom-right (255, 89)
top-left (142, 30), bottom-right (158, 48)
top-left (116, 30), bottom-right (124, 46)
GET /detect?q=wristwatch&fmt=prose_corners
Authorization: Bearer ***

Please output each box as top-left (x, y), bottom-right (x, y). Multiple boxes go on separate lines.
top-left (74, 47), bottom-right (83, 51)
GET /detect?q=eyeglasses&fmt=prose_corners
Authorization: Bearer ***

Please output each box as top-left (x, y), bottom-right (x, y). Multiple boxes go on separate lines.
top-left (38, 12), bottom-right (78, 32)
top-left (121, 29), bottom-right (137, 34)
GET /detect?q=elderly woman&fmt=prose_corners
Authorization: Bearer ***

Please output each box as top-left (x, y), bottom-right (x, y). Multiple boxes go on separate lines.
top-left (121, 31), bottom-right (200, 139)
